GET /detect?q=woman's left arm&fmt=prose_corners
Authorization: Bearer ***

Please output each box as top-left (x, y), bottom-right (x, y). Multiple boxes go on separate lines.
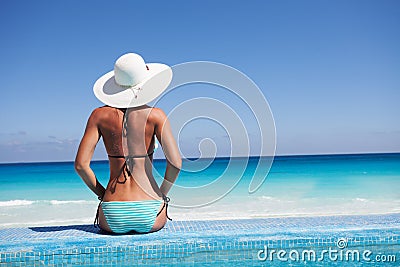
top-left (75, 109), bottom-right (105, 199)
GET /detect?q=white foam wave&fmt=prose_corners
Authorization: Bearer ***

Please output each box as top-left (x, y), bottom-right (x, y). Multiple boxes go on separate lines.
top-left (0, 200), bottom-right (34, 207)
top-left (257, 196), bottom-right (276, 200)
top-left (0, 199), bottom-right (97, 207)
top-left (354, 198), bottom-right (369, 202)
top-left (49, 200), bottom-right (97, 205)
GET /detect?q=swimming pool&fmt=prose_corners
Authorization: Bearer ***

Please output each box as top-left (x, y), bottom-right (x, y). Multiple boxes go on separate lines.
top-left (0, 213), bottom-right (398, 266)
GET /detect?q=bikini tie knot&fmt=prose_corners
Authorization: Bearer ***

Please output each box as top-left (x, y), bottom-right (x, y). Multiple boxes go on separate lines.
top-left (162, 195), bottom-right (170, 203)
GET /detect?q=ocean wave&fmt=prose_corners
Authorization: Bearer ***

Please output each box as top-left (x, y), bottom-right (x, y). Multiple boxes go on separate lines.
top-left (353, 198), bottom-right (369, 202)
top-left (0, 199), bottom-right (97, 207)
top-left (49, 200), bottom-right (97, 205)
top-left (257, 196), bottom-right (276, 200)
top-left (0, 200), bottom-right (34, 207)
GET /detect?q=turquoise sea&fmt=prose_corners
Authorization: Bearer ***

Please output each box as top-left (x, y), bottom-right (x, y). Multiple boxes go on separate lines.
top-left (0, 153), bottom-right (399, 228)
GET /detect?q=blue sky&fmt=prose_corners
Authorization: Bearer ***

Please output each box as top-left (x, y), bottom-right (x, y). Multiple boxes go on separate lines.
top-left (0, 0), bottom-right (399, 162)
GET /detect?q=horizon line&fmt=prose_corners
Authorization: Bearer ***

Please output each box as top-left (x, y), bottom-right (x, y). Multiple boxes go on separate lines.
top-left (0, 151), bottom-right (399, 165)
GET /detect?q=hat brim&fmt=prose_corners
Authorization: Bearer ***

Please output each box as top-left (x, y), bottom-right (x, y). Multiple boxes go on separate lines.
top-left (93, 63), bottom-right (172, 108)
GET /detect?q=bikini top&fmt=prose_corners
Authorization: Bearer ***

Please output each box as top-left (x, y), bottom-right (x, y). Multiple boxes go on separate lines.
top-left (108, 149), bottom-right (154, 159)
top-left (107, 148), bottom-right (155, 182)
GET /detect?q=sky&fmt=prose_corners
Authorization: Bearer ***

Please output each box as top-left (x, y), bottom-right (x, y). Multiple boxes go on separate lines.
top-left (0, 0), bottom-right (399, 162)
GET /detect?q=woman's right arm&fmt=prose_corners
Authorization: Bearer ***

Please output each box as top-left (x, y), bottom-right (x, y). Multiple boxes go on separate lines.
top-left (75, 109), bottom-right (106, 199)
top-left (154, 109), bottom-right (182, 196)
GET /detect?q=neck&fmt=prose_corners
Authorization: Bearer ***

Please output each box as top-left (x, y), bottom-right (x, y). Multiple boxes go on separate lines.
top-left (129, 104), bottom-right (150, 110)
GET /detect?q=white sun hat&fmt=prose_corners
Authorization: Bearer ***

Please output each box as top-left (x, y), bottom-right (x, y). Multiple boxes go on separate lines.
top-left (93, 53), bottom-right (172, 108)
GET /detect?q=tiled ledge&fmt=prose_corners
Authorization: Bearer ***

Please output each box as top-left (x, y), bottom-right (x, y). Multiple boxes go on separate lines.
top-left (0, 213), bottom-right (399, 266)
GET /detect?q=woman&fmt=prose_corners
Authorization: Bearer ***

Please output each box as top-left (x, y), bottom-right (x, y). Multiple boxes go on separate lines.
top-left (75, 53), bottom-right (181, 234)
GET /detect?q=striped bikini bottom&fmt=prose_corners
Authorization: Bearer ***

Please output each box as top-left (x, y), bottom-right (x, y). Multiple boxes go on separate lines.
top-left (95, 197), bottom-right (171, 234)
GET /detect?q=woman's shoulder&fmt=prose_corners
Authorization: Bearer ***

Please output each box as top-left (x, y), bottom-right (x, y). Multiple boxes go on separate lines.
top-left (90, 106), bottom-right (106, 116)
top-left (150, 107), bottom-right (165, 114)
top-left (149, 107), bottom-right (167, 121)
top-left (87, 106), bottom-right (115, 121)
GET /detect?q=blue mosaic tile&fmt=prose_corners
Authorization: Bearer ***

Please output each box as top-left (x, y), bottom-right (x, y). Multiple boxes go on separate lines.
top-left (0, 213), bottom-right (399, 266)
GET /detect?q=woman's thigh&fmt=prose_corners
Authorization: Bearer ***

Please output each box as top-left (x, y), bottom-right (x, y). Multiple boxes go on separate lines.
top-left (98, 206), bottom-right (113, 233)
top-left (150, 203), bottom-right (167, 232)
